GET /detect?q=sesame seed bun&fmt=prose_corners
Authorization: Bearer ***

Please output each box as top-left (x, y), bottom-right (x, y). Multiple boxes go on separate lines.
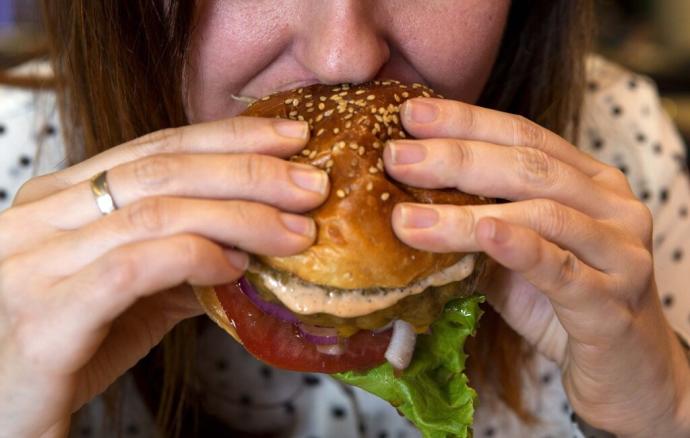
top-left (241, 80), bottom-right (491, 289)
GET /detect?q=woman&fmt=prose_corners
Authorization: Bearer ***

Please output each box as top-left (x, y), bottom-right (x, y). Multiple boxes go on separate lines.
top-left (1, 1), bottom-right (689, 437)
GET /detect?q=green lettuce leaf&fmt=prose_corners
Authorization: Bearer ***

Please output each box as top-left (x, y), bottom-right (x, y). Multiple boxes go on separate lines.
top-left (334, 295), bottom-right (484, 438)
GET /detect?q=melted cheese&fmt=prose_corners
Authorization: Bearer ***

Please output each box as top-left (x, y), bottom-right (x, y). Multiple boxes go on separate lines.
top-left (248, 254), bottom-right (476, 318)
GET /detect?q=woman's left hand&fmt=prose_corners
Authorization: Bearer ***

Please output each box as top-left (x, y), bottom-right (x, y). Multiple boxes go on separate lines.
top-left (384, 97), bottom-right (690, 437)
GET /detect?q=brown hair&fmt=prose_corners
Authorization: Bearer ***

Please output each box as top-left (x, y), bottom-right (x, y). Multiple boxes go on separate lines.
top-left (39, 0), bottom-right (593, 435)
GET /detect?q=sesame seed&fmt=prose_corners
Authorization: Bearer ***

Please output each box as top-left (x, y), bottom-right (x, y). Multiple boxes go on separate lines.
top-left (370, 107), bottom-right (377, 114)
top-left (316, 128), bottom-right (325, 136)
top-left (335, 141), bottom-right (346, 149)
top-left (307, 107), bottom-right (315, 113)
top-left (326, 159), bottom-right (334, 168)
top-left (315, 114), bottom-right (323, 122)
top-left (332, 87), bottom-right (341, 92)
top-left (349, 142), bottom-right (358, 150)
top-left (373, 141), bottom-right (381, 149)
top-left (318, 102), bottom-right (325, 110)
top-left (402, 92), bottom-right (409, 98)
top-left (289, 110), bottom-right (298, 117)
top-left (344, 113), bottom-right (354, 120)
top-left (261, 96), bottom-right (270, 101)
top-left (309, 150), bottom-right (317, 159)
top-left (368, 166), bottom-right (378, 174)
top-left (374, 122), bottom-right (381, 131)
top-left (366, 95), bottom-right (376, 101)
top-left (366, 181), bottom-right (373, 191)
top-left (337, 189), bottom-right (346, 198)
top-left (284, 98), bottom-right (293, 105)
top-left (412, 83), bottom-right (422, 88)
top-left (324, 109), bottom-right (334, 117)
top-left (382, 81), bottom-right (391, 86)
top-left (345, 121), bottom-right (352, 129)
top-left (306, 101), bottom-right (314, 108)
top-left (333, 127), bottom-right (340, 134)
top-left (358, 146), bottom-right (365, 155)
top-left (355, 89), bottom-right (366, 95)
top-left (377, 158), bottom-right (384, 171)
top-left (292, 99), bottom-right (300, 107)
top-left (399, 131), bottom-right (406, 138)
top-left (305, 94), bottom-right (312, 99)
top-left (339, 91), bottom-right (348, 96)
top-left (381, 192), bottom-right (390, 201)
top-left (297, 88), bottom-right (304, 94)
top-left (301, 149), bottom-right (311, 156)
top-left (320, 96), bottom-right (327, 102)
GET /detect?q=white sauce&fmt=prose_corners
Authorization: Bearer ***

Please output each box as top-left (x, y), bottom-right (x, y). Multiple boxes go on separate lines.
top-left (249, 254), bottom-right (476, 318)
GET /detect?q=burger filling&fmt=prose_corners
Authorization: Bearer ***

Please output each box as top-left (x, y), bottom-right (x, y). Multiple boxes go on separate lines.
top-left (244, 253), bottom-right (482, 336)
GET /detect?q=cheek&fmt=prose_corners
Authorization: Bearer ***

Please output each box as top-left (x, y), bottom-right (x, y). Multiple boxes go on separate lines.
top-left (390, 0), bottom-right (510, 102)
top-left (184, 1), bottom-right (292, 122)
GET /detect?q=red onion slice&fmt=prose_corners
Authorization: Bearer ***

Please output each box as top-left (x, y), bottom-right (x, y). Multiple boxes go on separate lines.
top-left (237, 277), bottom-right (300, 324)
top-left (384, 320), bottom-right (417, 371)
top-left (297, 323), bottom-right (339, 345)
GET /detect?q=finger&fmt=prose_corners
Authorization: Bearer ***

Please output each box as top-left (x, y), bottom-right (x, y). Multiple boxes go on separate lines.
top-left (31, 234), bottom-right (246, 373)
top-left (14, 117), bottom-right (309, 204)
top-left (384, 138), bottom-right (623, 218)
top-left (474, 217), bottom-right (611, 313)
top-left (391, 199), bottom-right (632, 273)
top-left (399, 97), bottom-right (607, 178)
top-left (23, 197), bottom-right (317, 277)
top-left (31, 153), bottom-right (329, 230)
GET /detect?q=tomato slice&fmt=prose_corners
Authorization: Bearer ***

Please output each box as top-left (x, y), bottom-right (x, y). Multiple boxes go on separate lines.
top-left (214, 282), bottom-right (392, 373)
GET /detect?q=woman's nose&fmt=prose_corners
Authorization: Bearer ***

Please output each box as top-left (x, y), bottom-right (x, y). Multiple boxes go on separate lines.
top-left (295, 0), bottom-right (390, 85)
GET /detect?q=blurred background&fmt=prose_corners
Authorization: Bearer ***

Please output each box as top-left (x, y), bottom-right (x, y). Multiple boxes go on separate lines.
top-left (0, 0), bottom-right (688, 147)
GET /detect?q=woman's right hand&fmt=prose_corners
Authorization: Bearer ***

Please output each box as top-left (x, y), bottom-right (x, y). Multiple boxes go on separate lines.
top-left (0, 116), bottom-right (328, 437)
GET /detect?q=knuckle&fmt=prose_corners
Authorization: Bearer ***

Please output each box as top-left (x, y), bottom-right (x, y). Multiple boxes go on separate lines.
top-left (449, 206), bottom-right (476, 242)
top-left (229, 201), bottom-right (258, 228)
top-left (514, 147), bottom-right (557, 187)
top-left (225, 116), bottom-right (246, 140)
top-left (233, 154), bottom-right (268, 190)
top-left (175, 234), bottom-right (211, 269)
top-left (447, 139), bottom-right (474, 170)
top-left (132, 154), bottom-right (177, 191)
top-left (628, 200), bottom-right (654, 242)
top-left (512, 116), bottom-right (545, 148)
top-left (532, 199), bottom-right (569, 239)
top-left (451, 102), bottom-right (478, 134)
top-left (100, 249), bottom-right (139, 291)
top-left (555, 250), bottom-right (579, 287)
top-left (125, 197), bottom-right (169, 233)
top-left (136, 127), bottom-right (185, 156)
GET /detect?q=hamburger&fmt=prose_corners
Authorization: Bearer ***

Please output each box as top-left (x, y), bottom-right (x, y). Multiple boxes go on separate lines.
top-left (194, 80), bottom-right (490, 437)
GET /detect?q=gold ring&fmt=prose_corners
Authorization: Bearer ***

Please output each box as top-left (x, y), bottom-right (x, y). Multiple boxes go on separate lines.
top-left (89, 170), bottom-right (118, 215)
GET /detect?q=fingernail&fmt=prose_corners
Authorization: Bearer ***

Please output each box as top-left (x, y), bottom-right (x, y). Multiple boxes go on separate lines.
top-left (280, 213), bottom-right (316, 238)
top-left (389, 141), bottom-right (426, 165)
top-left (489, 219), bottom-right (511, 244)
top-left (224, 250), bottom-right (249, 271)
top-left (403, 99), bottom-right (439, 124)
top-left (274, 120), bottom-right (308, 139)
top-left (289, 165), bottom-right (329, 194)
top-left (400, 205), bottom-right (439, 229)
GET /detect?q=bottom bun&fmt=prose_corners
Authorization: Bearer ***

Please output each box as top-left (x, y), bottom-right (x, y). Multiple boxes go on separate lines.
top-left (193, 285), bottom-right (242, 345)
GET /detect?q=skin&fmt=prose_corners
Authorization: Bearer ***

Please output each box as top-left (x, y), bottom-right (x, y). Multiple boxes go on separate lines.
top-left (0, 1), bottom-right (688, 437)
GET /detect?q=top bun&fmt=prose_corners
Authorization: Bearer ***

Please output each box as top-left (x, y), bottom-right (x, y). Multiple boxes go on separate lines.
top-left (242, 81), bottom-right (490, 289)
